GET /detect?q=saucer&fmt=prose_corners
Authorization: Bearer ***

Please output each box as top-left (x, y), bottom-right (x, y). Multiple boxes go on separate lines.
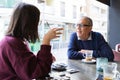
top-left (51, 62), bottom-right (67, 71)
top-left (81, 59), bottom-right (96, 63)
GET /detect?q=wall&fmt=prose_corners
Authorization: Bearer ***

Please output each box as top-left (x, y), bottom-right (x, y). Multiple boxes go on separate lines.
top-left (108, 0), bottom-right (120, 49)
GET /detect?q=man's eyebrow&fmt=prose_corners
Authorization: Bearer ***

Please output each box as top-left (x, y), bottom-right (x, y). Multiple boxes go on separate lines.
top-left (76, 24), bottom-right (91, 27)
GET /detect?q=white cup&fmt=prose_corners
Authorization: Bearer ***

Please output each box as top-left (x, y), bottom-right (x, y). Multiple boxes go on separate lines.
top-left (83, 50), bottom-right (93, 61)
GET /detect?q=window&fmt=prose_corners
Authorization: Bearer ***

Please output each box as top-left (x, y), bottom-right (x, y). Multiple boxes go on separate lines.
top-left (90, 5), bottom-right (99, 15)
top-left (73, 5), bottom-right (77, 19)
top-left (0, 0), bottom-right (21, 8)
top-left (60, 2), bottom-right (65, 17)
top-left (0, 0), bottom-right (109, 55)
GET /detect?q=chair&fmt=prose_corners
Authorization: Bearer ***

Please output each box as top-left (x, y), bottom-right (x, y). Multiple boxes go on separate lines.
top-left (113, 43), bottom-right (120, 61)
top-left (115, 43), bottom-right (120, 52)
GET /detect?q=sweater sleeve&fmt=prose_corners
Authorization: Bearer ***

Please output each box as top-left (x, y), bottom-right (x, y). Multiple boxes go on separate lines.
top-left (0, 36), bottom-right (53, 80)
top-left (92, 33), bottom-right (114, 61)
top-left (8, 44), bottom-right (52, 79)
top-left (67, 33), bottom-right (84, 59)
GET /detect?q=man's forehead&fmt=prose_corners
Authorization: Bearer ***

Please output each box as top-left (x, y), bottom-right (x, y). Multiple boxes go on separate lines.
top-left (78, 18), bottom-right (88, 23)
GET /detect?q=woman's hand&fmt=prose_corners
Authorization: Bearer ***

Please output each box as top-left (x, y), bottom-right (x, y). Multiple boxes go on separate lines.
top-left (42, 28), bottom-right (63, 45)
top-left (52, 56), bottom-right (56, 62)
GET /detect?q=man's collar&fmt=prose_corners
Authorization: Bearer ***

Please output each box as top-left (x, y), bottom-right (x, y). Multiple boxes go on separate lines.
top-left (78, 32), bottom-right (92, 40)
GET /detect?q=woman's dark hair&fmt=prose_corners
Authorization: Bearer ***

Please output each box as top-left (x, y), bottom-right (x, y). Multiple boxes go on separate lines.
top-left (6, 3), bottom-right (40, 43)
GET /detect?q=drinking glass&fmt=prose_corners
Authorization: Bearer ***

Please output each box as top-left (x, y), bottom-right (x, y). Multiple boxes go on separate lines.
top-left (103, 63), bottom-right (120, 80)
top-left (96, 57), bottom-right (108, 72)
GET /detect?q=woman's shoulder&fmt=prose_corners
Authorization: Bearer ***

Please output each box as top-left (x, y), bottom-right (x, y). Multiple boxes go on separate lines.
top-left (0, 36), bottom-right (23, 45)
top-left (1, 36), bottom-right (18, 41)
top-left (0, 36), bottom-right (14, 48)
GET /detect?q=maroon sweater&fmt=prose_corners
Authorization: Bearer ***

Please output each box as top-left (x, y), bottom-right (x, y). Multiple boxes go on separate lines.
top-left (0, 36), bottom-right (52, 80)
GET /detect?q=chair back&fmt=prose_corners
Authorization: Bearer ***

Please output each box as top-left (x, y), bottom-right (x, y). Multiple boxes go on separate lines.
top-left (115, 43), bottom-right (120, 52)
top-left (113, 50), bottom-right (120, 61)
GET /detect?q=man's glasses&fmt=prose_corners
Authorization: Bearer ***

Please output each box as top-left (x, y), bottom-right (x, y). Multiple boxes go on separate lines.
top-left (76, 24), bottom-right (91, 27)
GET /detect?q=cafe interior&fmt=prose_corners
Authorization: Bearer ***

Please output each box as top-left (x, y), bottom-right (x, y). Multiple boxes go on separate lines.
top-left (49, 0), bottom-right (120, 80)
top-left (0, 0), bottom-right (120, 80)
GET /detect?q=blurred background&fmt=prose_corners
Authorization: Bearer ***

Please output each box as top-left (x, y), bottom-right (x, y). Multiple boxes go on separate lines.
top-left (0, 0), bottom-right (109, 61)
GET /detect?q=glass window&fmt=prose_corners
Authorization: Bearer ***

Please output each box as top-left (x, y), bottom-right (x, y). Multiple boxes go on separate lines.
top-left (0, 0), bottom-right (21, 8)
top-left (60, 1), bottom-right (65, 17)
top-left (73, 5), bottom-right (77, 19)
top-left (0, 0), bottom-right (109, 58)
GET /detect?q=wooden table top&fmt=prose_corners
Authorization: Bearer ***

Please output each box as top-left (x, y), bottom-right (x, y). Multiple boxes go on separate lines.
top-left (49, 59), bottom-right (120, 80)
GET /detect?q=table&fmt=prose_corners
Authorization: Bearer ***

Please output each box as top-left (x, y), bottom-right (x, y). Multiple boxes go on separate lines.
top-left (49, 59), bottom-right (120, 80)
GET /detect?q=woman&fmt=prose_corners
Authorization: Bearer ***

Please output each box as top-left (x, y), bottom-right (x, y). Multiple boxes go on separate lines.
top-left (0, 3), bottom-right (63, 80)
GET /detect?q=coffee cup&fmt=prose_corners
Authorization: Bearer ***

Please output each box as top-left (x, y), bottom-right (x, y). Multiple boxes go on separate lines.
top-left (83, 50), bottom-right (93, 61)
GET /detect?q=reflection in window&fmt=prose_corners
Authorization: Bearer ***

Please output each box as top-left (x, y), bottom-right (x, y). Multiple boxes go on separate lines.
top-left (73, 5), bottom-right (77, 19)
top-left (90, 5), bottom-right (99, 15)
top-left (101, 9), bottom-right (106, 14)
top-left (101, 22), bottom-right (107, 27)
top-left (60, 1), bottom-right (65, 17)
top-left (80, 7), bottom-right (82, 12)
top-left (0, 0), bottom-right (21, 8)
top-left (0, 0), bottom-right (109, 54)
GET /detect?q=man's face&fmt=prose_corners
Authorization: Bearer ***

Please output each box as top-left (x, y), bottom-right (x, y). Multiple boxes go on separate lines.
top-left (76, 18), bottom-right (92, 40)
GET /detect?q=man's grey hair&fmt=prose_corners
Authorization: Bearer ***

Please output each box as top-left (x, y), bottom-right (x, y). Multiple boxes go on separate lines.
top-left (80, 16), bottom-right (93, 26)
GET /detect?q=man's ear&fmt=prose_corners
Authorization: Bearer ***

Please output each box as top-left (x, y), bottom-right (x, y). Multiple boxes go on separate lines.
top-left (88, 27), bottom-right (92, 31)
